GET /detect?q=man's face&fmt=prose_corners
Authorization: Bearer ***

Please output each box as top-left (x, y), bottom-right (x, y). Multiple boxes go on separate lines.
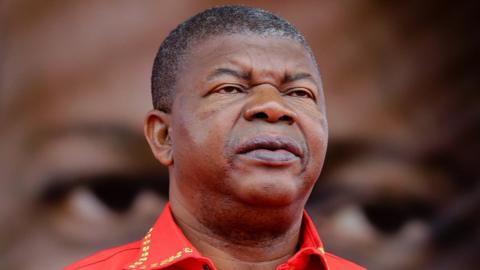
top-left (168, 34), bottom-right (328, 211)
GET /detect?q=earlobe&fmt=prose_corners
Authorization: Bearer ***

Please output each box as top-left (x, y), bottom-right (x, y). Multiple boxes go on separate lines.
top-left (144, 110), bottom-right (173, 166)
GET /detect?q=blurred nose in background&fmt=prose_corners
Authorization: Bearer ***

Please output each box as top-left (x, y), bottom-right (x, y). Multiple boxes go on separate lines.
top-left (0, 1), bottom-right (478, 270)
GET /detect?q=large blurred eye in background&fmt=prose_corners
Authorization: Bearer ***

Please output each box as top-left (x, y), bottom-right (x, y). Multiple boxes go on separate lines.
top-left (0, 121), bottom-right (170, 269)
top-left (23, 124), bottom-right (171, 245)
top-left (37, 170), bottom-right (169, 244)
top-left (40, 172), bottom-right (169, 214)
top-left (362, 198), bottom-right (434, 235)
top-left (306, 141), bottom-right (465, 269)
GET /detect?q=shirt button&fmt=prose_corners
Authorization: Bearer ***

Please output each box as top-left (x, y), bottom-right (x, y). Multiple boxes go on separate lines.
top-left (203, 264), bottom-right (212, 270)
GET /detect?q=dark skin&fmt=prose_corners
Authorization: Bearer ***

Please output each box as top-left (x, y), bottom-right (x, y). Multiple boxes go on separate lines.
top-left (145, 34), bottom-right (328, 270)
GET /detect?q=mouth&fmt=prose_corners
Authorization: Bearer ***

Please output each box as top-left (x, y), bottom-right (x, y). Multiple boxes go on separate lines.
top-left (235, 135), bottom-right (304, 165)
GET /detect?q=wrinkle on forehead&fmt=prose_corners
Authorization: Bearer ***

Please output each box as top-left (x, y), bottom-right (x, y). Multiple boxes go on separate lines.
top-left (186, 34), bottom-right (321, 84)
top-left (185, 34), bottom-right (320, 75)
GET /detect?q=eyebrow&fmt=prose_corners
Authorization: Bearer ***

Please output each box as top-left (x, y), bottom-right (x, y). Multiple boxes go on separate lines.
top-left (283, 72), bottom-right (313, 83)
top-left (283, 72), bottom-right (317, 85)
top-left (29, 123), bottom-right (145, 151)
top-left (207, 68), bottom-right (318, 88)
top-left (207, 68), bottom-right (251, 81)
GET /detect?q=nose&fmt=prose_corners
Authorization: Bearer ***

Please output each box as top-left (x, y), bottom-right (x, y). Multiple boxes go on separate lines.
top-left (243, 85), bottom-right (297, 124)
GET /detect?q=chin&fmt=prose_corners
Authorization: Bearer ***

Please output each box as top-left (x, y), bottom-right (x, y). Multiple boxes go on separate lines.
top-left (226, 165), bottom-right (316, 209)
top-left (233, 177), bottom-right (305, 208)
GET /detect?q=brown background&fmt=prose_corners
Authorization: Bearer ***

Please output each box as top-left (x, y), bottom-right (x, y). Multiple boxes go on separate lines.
top-left (1, 1), bottom-right (478, 269)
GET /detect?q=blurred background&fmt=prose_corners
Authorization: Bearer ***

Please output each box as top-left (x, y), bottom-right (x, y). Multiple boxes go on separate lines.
top-left (1, 1), bottom-right (478, 269)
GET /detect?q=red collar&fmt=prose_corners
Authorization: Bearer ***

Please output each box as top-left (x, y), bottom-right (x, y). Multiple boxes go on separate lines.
top-left (124, 204), bottom-right (330, 270)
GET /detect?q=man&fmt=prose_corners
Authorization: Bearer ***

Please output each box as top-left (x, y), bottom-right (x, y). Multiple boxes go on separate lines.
top-left (66, 6), bottom-right (365, 270)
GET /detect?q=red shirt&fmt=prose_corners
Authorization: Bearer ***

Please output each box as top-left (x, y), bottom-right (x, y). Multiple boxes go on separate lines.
top-left (65, 204), bottom-right (365, 270)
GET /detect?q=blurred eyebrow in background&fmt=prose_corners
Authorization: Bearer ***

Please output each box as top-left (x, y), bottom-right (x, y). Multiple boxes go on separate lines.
top-left (29, 123), bottom-right (149, 155)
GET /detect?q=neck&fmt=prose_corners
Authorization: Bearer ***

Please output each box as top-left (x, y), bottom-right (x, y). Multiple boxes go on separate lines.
top-left (170, 196), bottom-right (304, 270)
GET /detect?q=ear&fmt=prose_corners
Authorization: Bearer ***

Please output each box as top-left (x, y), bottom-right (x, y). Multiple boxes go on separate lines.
top-left (144, 110), bottom-right (173, 166)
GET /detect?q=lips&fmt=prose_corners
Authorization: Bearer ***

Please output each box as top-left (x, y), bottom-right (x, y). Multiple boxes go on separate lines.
top-left (235, 135), bottom-right (304, 163)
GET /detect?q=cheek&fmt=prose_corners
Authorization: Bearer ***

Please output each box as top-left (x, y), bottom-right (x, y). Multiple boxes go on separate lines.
top-left (310, 124), bottom-right (328, 161)
top-left (302, 111), bottom-right (328, 173)
top-left (172, 98), bottom-right (241, 161)
top-left (172, 95), bottom-right (212, 145)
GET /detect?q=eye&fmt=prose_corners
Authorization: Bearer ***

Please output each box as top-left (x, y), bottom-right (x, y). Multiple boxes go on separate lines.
top-left (40, 172), bottom-right (169, 213)
top-left (36, 171), bottom-right (169, 243)
top-left (216, 85), bottom-right (245, 94)
top-left (362, 199), bottom-right (434, 234)
top-left (286, 88), bottom-right (314, 99)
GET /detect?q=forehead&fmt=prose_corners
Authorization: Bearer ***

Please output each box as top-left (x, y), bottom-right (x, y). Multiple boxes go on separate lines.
top-left (181, 33), bottom-right (320, 79)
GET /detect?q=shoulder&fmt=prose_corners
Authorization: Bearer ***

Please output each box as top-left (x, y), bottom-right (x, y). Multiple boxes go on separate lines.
top-left (325, 252), bottom-right (366, 270)
top-left (64, 241), bottom-right (141, 270)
